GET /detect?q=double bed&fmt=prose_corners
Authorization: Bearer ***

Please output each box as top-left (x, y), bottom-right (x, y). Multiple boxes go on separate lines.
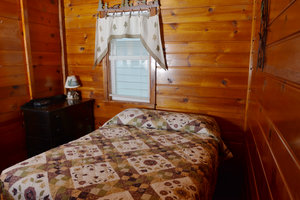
top-left (0, 108), bottom-right (231, 200)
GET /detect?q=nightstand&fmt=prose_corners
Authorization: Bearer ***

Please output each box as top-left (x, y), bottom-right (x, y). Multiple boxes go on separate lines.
top-left (21, 95), bottom-right (95, 157)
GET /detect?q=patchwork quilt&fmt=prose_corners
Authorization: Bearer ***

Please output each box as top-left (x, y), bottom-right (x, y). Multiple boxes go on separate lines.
top-left (0, 108), bottom-right (232, 200)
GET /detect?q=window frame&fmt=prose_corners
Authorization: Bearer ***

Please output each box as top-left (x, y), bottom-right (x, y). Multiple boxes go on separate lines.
top-left (102, 39), bottom-right (156, 107)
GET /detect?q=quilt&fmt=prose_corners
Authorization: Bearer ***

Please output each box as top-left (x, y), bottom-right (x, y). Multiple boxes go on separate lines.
top-left (0, 108), bottom-right (231, 200)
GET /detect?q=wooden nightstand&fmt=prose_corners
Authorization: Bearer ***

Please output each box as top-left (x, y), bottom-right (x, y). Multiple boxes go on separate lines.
top-left (21, 95), bottom-right (95, 157)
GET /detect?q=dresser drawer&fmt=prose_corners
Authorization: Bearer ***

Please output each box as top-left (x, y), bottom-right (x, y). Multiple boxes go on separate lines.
top-left (26, 137), bottom-right (52, 157)
top-left (24, 123), bottom-right (52, 138)
top-left (23, 111), bottom-right (48, 125)
top-left (50, 111), bottom-right (67, 137)
top-left (52, 135), bottom-right (70, 147)
top-left (21, 97), bottom-right (95, 157)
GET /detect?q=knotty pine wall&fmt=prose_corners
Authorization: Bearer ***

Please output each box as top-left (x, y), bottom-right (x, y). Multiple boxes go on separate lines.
top-left (63, 0), bottom-right (252, 149)
top-left (0, 0), bottom-right (63, 172)
top-left (245, 0), bottom-right (300, 199)
top-left (26, 0), bottom-right (64, 98)
top-left (0, 0), bottom-right (29, 171)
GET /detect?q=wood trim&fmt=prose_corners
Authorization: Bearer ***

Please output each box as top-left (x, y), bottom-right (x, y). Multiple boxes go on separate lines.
top-left (58, 0), bottom-right (67, 94)
top-left (20, 0), bottom-right (34, 99)
top-left (150, 57), bottom-right (157, 108)
top-left (103, 51), bottom-right (155, 107)
top-left (244, 0), bottom-right (258, 131)
top-left (102, 55), bottom-right (109, 101)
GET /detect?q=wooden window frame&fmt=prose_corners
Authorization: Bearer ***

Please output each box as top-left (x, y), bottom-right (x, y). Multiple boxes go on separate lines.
top-left (102, 52), bottom-right (156, 107)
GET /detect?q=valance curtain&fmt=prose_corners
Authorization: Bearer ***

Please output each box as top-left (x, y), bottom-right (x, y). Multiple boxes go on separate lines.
top-left (94, 12), bottom-right (167, 69)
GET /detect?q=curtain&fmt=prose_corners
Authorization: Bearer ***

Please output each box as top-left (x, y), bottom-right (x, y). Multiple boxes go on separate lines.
top-left (94, 12), bottom-right (167, 70)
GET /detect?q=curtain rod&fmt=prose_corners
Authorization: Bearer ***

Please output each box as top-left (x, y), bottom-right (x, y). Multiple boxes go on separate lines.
top-left (97, 0), bottom-right (159, 13)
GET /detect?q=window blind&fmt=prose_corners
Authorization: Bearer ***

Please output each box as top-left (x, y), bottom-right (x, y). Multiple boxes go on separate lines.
top-left (109, 38), bottom-right (150, 102)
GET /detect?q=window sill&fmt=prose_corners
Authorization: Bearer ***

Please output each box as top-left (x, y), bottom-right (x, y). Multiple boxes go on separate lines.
top-left (104, 99), bottom-right (155, 109)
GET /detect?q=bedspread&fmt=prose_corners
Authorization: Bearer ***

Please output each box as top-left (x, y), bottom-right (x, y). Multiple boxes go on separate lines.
top-left (0, 108), bottom-right (231, 200)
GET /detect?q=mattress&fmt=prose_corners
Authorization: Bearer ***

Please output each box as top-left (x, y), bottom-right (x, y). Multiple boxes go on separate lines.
top-left (0, 108), bottom-right (232, 200)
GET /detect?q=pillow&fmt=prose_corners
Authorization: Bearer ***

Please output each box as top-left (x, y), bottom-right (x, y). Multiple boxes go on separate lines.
top-left (103, 108), bottom-right (232, 159)
top-left (104, 108), bottom-right (219, 135)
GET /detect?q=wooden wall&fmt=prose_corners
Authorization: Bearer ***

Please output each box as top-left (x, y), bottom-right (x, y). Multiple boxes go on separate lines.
top-left (0, 0), bottom-right (29, 171)
top-left (246, 0), bottom-right (300, 199)
top-left (63, 0), bottom-right (252, 140)
top-left (156, 0), bottom-right (252, 157)
top-left (26, 0), bottom-right (63, 98)
top-left (63, 2), bottom-right (252, 197)
top-left (1, 0), bottom-right (298, 197)
top-left (0, 0), bottom-right (63, 172)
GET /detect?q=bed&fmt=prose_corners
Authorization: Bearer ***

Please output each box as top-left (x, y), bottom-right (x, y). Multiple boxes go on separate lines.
top-left (0, 108), bottom-right (232, 200)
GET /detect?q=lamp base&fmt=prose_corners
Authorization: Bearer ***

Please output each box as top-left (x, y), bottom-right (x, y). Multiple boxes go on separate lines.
top-left (66, 90), bottom-right (80, 100)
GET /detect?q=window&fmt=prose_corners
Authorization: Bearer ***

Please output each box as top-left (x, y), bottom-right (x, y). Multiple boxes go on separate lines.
top-left (104, 38), bottom-right (155, 104)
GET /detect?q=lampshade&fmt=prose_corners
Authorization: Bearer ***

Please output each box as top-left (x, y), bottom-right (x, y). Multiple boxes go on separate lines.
top-left (65, 75), bottom-right (80, 88)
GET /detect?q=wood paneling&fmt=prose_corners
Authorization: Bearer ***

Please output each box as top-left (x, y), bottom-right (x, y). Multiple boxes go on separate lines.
top-left (165, 41), bottom-right (250, 54)
top-left (160, 4), bottom-right (252, 23)
top-left (0, 16), bottom-right (23, 51)
top-left (267, 0), bottom-right (300, 45)
top-left (246, 0), bottom-right (300, 198)
top-left (245, 130), bottom-right (259, 200)
top-left (63, 0), bottom-right (252, 136)
top-left (0, 0), bottom-right (63, 172)
top-left (64, 2), bottom-right (252, 197)
top-left (265, 34), bottom-right (300, 84)
top-left (268, 0), bottom-right (294, 23)
top-left (0, 0), bottom-right (29, 172)
top-left (27, 0), bottom-right (63, 98)
top-left (0, 0), bottom-right (21, 20)
top-left (156, 0), bottom-right (251, 143)
top-left (246, 118), bottom-right (273, 200)
top-left (163, 21), bottom-right (252, 42)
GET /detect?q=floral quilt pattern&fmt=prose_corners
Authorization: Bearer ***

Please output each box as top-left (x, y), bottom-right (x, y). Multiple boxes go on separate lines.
top-left (150, 133), bottom-right (191, 146)
top-left (151, 177), bottom-right (199, 200)
top-left (112, 139), bottom-right (150, 153)
top-left (64, 145), bottom-right (103, 160)
top-left (127, 154), bottom-right (175, 175)
top-left (0, 108), bottom-right (231, 200)
top-left (70, 162), bottom-right (120, 188)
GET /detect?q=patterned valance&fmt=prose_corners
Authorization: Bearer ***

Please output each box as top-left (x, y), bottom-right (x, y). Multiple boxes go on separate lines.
top-left (94, 12), bottom-right (167, 69)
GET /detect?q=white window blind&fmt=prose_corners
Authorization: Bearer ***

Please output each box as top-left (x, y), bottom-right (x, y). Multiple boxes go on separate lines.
top-left (109, 38), bottom-right (150, 103)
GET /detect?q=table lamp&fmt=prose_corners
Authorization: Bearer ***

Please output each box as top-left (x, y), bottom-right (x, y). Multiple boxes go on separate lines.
top-left (65, 75), bottom-right (81, 99)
